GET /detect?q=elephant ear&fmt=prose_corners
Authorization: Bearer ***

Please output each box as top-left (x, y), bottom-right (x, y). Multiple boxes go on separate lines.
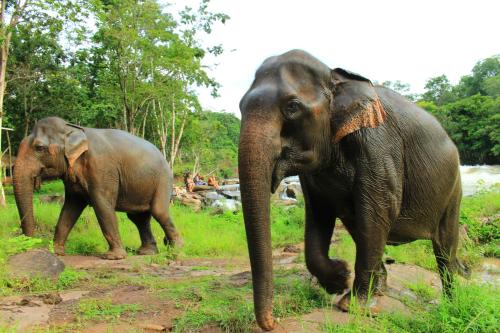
top-left (330, 68), bottom-right (386, 143)
top-left (64, 124), bottom-right (88, 169)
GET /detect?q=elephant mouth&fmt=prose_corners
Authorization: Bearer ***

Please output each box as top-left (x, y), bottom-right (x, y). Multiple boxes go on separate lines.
top-left (271, 150), bottom-right (316, 193)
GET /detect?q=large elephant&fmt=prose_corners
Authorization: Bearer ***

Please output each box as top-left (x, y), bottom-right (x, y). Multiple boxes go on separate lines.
top-left (238, 50), bottom-right (469, 330)
top-left (13, 117), bottom-right (181, 260)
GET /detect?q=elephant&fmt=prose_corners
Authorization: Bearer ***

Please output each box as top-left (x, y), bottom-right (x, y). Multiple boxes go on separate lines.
top-left (238, 50), bottom-right (469, 331)
top-left (13, 117), bottom-right (181, 260)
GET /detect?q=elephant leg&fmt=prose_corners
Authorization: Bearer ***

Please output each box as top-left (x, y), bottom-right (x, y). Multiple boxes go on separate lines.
top-left (151, 189), bottom-right (182, 247)
top-left (53, 196), bottom-right (87, 255)
top-left (127, 212), bottom-right (158, 255)
top-left (91, 195), bottom-right (126, 260)
top-left (342, 219), bottom-right (387, 296)
top-left (303, 186), bottom-right (349, 294)
top-left (432, 190), bottom-right (462, 297)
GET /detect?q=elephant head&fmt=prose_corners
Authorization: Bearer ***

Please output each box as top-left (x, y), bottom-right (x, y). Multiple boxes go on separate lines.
top-left (238, 50), bottom-right (385, 330)
top-left (13, 117), bottom-right (88, 236)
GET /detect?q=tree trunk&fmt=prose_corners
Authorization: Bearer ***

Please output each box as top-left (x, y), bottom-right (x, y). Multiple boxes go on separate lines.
top-left (0, 31), bottom-right (11, 207)
top-left (169, 96), bottom-right (176, 167)
top-left (170, 109), bottom-right (187, 169)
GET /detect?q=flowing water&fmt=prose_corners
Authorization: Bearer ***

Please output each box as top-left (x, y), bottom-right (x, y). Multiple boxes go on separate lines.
top-left (279, 165), bottom-right (500, 199)
top-left (460, 165), bottom-right (500, 196)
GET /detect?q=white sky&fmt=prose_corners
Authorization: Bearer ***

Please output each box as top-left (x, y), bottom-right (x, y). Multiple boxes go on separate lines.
top-left (174, 0), bottom-right (500, 115)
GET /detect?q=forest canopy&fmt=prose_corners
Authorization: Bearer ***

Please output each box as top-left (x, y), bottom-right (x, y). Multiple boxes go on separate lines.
top-left (1, 0), bottom-right (498, 188)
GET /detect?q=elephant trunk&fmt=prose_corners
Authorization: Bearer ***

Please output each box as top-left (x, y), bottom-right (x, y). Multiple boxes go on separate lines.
top-left (238, 117), bottom-right (280, 331)
top-left (13, 138), bottom-right (40, 236)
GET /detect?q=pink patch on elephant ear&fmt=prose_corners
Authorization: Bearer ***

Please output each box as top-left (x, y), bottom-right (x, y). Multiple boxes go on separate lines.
top-left (333, 98), bottom-right (386, 143)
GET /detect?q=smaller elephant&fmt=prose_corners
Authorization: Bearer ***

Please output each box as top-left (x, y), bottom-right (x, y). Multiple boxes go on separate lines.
top-left (13, 117), bottom-right (181, 259)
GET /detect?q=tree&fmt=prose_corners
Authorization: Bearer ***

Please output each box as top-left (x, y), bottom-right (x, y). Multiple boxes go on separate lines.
top-left (455, 55), bottom-right (500, 97)
top-left (0, 0), bottom-right (30, 206)
top-left (442, 95), bottom-right (499, 164)
top-left (381, 80), bottom-right (418, 101)
top-left (91, 0), bottom-right (227, 169)
top-left (422, 75), bottom-right (456, 105)
top-left (0, 0), bottom-right (88, 206)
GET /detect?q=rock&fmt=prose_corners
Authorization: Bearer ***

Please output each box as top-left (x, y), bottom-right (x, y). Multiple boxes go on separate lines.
top-left (283, 244), bottom-right (301, 253)
top-left (229, 271), bottom-right (251, 287)
top-left (221, 178), bottom-right (239, 185)
top-left (42, 293), bottom-right (63, 305)
top-left (7, 249), bottom-right (65, 280)
top-left (38, 195), bottom-right (64, 205)
top-left (137, 323), bottom-right (166, 331)
top-left (205, 191), bottom-right (223, 201)
top-left (384, 256), bottom-right (396, 264)
top-left (286, 183), bottom-right (302, 199)
top-left (212, 198), bottom-right (241, 212)
top-left (192, 185), bottom-right (213, 192)
top-left (221, 190), bottom-right (241, 200)
top-left (17, 297), bottom-right (41, 307)
top-left (219, 184), bottom-right (240, 191)
top-left (179, 195), bottom-right (202, 211)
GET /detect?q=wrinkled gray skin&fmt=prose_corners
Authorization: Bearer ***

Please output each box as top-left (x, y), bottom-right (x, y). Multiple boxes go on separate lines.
top-left (13, 117), bottom-right (181, 260)
top-left (238, 50), bottom-right (468, 331)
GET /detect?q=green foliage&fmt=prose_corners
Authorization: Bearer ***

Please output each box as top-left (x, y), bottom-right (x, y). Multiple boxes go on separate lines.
top-left (171, 269), bottom-right (329, 333)
top-left (2, 235), bottom-right (45, 256)
top-left (77, 298), bottom-right (141, 321)
top-left (420, 94), bottom-right (500, 164)
top-left (419, 55), bottom-right (500, 164)
top-left (421, 74), bottom-right (456, 105)
top-left (460, 189), bottom-right (500, 257)
top-left (324, 282), bottom-right (499, 333)
top-left (56, 268), bottom-right (88, 289)
top-left (176, 110), bottom-right (240, 177)
top-left (4, 0), bottom-right (235, 175)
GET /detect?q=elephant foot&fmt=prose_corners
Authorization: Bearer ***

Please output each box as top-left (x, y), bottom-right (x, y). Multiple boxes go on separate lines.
top-left (137, 244), bottom-right (159, 255)
top-left (374, 275), bottom-right (388, 295)
top-left (102, 248), bottom-right (127, 260)
top-left (164, 236), bottom-right (184, 248)
top-left (54, 244), bottom-right (65, 256)
top-left (337, 290), bottom-right (381, 315)
top-left (317, 258), bottom-right (351, 294)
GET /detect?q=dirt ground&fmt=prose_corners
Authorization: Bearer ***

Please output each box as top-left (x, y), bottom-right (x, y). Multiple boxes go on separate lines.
top-left (1, 245), bottom-right (498, 333)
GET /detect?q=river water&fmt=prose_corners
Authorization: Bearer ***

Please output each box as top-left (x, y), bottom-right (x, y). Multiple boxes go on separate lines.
top-left (461, 165), bottom-right (500, 196)
top-left (278, 165), bottom-right (500, 199)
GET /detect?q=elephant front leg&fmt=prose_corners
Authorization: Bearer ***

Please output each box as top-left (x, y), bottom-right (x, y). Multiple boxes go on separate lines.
top-left (338, 204), bottom-right (392, 312)
top-left (303, 187), bottom-right (350, 294)
top-left (54, 195), bottom-right (87, 255)
top-left (91, 196), bottom-right (127, 260)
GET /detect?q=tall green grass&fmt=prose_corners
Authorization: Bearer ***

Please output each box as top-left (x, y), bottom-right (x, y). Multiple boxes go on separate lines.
top-left (323, 282), bottom-right (499, 333)
top-left (0, 181), bottom-right (304, 259)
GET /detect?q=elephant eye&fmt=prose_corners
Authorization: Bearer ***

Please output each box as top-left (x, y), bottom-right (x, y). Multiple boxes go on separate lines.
top-left (34, 144), bottom-right (46, 152)
top-left (283, 100), bottom-right (303, 119)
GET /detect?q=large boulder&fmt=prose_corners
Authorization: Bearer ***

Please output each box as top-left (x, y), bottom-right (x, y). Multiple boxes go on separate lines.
top-left (7, 249), bottom-right (65, 280)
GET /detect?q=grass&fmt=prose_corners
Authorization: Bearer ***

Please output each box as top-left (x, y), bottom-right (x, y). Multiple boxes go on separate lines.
top-left (0, 181), bottom-right (304, 260)
top-left (77, 298), bottom-right (142, 321)
top-left (169, 268), bottom-right (331, 333)
top-left (0, 180), bottom-right (498, 332)
top-left (323, 282), bottom-right (499, 333)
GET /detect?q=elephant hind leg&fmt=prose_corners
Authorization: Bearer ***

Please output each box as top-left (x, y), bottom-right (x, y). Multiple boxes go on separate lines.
top-left (432, 189), bottom-right (464, 296)
top-left (127, 212), bottom-right (158, 255)
top-left (151, 187), bottom-right (182, 247)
